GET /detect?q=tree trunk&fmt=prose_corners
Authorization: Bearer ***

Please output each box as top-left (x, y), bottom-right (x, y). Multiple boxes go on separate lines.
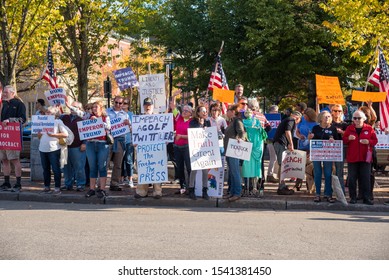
top-left (77, 62), bottom-right (89, 106)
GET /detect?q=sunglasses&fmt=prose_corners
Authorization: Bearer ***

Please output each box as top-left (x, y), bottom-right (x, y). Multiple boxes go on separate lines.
top-left (115, 102), bottom-right (123, 105)
top-left (123, 102), bottom-right (128, 105)
top-left (332, 110), bottom-right (342, 112)
top-left (240, 102), bottom-right (248, 105)
top-left (353, 117), bottom-right (362, 120)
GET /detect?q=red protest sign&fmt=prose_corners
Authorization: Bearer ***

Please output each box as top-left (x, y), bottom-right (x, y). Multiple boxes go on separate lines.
top-left (0, 122), bottom-right (22, 151)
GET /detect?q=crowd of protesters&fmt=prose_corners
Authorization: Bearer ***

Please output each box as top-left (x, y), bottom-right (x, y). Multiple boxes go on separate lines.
top-left (1, 84), bottom-right (389, 206)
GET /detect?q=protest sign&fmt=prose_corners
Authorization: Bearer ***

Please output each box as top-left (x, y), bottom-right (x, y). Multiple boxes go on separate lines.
top-left (310, 140), bottom-right (343, 161)
top-left (352, 90), bottom-right (387, 102)
top-left (131, 113), bottom-right (174, 144)
top-left (139, 73), bottom-right (166, 113)
top-left (77, 118), bottom-right (106, 140)
top-left (188, 126), bottom-right (222, 170)
top-left (136, 143), bottom-right (168, 184)
top-left (376, 130), bottom-right (389, 149)
top-left (280, 150), bottom-right (306, 181)
top-left (0, 123), bottom-right (22, 151)
top-left (31, 115), bottom-right (55, 134)
top-left (113, 67), bottom-right (139, 91)
top-left (315, 74), bottom-right (345, 105)
top-left (44, 88), bottom-right (66, 106)
top-left (265, 113), bottom-right (281, 140)
top-left (110, 117), bottom-right (130, 138)
top-left (225, 139), bottom-right (253, 161)
top-left (195, 157), bottom-right (225, 198)
top-left (212, 88), bottom-right (234, 103)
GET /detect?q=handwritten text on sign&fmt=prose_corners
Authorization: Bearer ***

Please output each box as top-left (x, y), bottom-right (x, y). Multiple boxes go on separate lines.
top-left (31, 115), bottom-right (55, 134)
top-left (139, 73), bottom-right (166, 113)
top-left (280, 150), bottom-right (306, 181)
top-left (136, 143), bottom-right (168, 184)
top-left (0, 123), bottom-right (22, 151)
top-left (225, 139), bottom-right (253, 161)
top-left (77, 118), bottom-right (106, 141)
top-left (188, 127), bottom-right (222, 170)
top-left (110, 117), bottom-right (130, 138)
top-left (131, 113), bottom-right (173, 144)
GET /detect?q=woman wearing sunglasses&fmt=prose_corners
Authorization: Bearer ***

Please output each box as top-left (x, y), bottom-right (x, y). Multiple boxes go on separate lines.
top-left (343, 110), bottom-right (377, 205)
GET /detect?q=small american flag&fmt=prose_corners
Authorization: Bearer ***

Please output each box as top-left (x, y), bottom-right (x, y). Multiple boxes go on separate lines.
top-left (207, 55), bottom-right (229, 91)
top-left (368, 49), bottom-right (389, 130)
top-left (41, 40), bottom-right (58, 89)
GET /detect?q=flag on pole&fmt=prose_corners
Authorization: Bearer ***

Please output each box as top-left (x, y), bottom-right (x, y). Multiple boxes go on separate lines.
top-left (368, 49), bottom-right (389, 130)
top-left (207, 55), bottom-right (229, 91)
top-left (41, 40), bottom-right (58, 89)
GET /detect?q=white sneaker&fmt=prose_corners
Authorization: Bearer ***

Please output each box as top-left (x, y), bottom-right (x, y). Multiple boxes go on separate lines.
top-left (53, 189), bottom-right (62, 196)
top-left (128, 180), bottom-right (134, 188)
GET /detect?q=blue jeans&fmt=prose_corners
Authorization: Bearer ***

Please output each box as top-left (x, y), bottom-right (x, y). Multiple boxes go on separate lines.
top-left (174, 145), bottom-right (191, 188)
top-left (63, 147), bottom-right (87, 188)
top-left (121, 143), bottom-right (134, 177)
top-left (313, 161), bottom-right (333, 196)
top-left (226, 156), bottom-right (242, 196)
top-left (40, 149), bottom-right (61, 189)
top-left (86, 141), bottom-right (109, 178)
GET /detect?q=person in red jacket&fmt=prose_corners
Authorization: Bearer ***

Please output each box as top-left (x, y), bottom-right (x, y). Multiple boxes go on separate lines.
top-left (343, 110), bottom-right (378, 205)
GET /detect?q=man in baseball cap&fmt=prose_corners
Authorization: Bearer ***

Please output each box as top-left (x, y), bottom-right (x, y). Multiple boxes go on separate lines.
top-left (143, 97), bottom-right (153, 106)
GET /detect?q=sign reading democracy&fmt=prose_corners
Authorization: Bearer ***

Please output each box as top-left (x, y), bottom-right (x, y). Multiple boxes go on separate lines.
top-left (136, 143), bottom-right (168, 184)
top-left (280, 150), bottom-right (306, 181)
top-left (139, 73), bottom-right (166, 113)
top-left (77, 118), bottom-right (106, 140)
top-left (225, 139), bottom-right (253, 161)
top-left (44, 88), bottom-right (66, 106)
top-left (310, 140), bottom-right (343, 161)
top-left (110, 117), bottom-right (130, 138)
top-left (131, 113), bottom-right (173, 144)
top-left (265, 113), bottom-right (281, 140)
top-left (0, 123), bottom-right (22, 151)
top-left (188, 127), bottom-right (222, 170)
top-left (376, 131), bottom-right (389, 149)
top-left (31, 115), bottom-right (55, 134)
top-left (113, 67), bottom-right (139, 91)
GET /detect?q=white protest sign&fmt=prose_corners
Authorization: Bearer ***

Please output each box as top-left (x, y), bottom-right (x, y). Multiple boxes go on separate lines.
top-left (77, 118), bottom-right (106, 140)
top-left (188, 127), bottom-right (222, 170)
top-left (110, 117), bottom-right (130, 138)
top-left (376, 130), bottom-right (389, 150)
top-left (225, 139), bottom-right (253, 161)
top-left (31, 115), bottom-right (55, 134)
top-left (310, 140), bottom-right (343, 161)
top-left (131, 113), bottom-right (174, 144)
top-left (44, 88), bottom-right (66, 106)
top-left (139, 73), bottom-right (167, 113)
top-left (136, 143), bottom-right (168, 184)
top-left (195, 156), bottom-right (225, 198)
top-left (280, 150), bottom-right (306, 181)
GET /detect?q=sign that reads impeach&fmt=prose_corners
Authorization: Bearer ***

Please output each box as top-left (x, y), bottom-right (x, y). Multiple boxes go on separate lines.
top-left (131, 113), bottom-right (173, 144)
top-left (136, 143), bottom-right (168, 184)
top-left (31, 115), bottom-right (55, 134)
top-left (188, 127), bottom-right (222, 170)
top-left (77, 118), bottom-right (105, 140)
top-left (0, 123), bottom-right (22, 151)
top-left (280, 150), bottom-right (306, 181)
top-left (225, 139), bottom-right (253, 161)
top-left (110, 117), bottom-right (130, 138)
top-left (44, 88), bottom-right (66, 106)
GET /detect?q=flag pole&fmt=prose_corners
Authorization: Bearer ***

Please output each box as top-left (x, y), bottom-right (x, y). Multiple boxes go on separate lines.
top-left (364, 42), bottom-right (381, 92)
top-left (206, 41), bottom-right (224, 105)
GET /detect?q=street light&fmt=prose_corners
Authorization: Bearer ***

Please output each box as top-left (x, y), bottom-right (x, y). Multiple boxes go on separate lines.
top-left (165, 49), bottom-right (173, 100)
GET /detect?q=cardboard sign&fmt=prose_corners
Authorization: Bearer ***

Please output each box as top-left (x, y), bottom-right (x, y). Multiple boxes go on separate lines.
top-left (265, 113), bottom-right (281, 139)
top-left (310, 140), bottom-right (343, 162)
top-left (280, 150), bottom-right (306, 181)
top-left (195, 156), bottom-right (225, 198)
top-left (136, 143), bottom-right (168, 184)
top-left (139, 73), bottom-right (167, 113)
top-left (113, 67), bottom-right (139, 91)
top-left (0, 123), bottom-right (22, 151)
top-left (31, 115), bottom-right (55, 134)
top-left (225, 138), bottom-right (253, 161)
top-left (110, 117), bottom-right (130, 138)
top-left (212, 88), bottom-right (235, 103)
top-left (315, 74), bottom-right (345, 105)
top-left (131, 113), bottom-right (174, 144)
top-left (44, 88), bottom-right (66, 106)
top-left (351, 90), bottom-right (387, 102)
top-left (188, 126), bottom-right (222, 170)
top-left (77, 118), bottom-right (106, 140)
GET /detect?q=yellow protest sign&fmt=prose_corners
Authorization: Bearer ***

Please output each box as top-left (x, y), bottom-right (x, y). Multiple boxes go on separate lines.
top-left (315, 74), bottom-right (345, 105)
top-left (352, 90), bottom-right (387, 102)
top-left (212, 88), bottom-right (235, 103)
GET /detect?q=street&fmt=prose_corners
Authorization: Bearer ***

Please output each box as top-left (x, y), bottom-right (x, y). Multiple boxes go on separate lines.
top-left (0, 201), bottom-right (388, 260)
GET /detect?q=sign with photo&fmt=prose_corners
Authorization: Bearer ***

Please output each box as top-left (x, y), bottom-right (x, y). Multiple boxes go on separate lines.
top-left (310, 140), bottom-right (343, 162)
top-left (77, 118), bottom-right (106, 141)
top-left (225, 138), bottom-right (253, 161)
top-left (195, 157), bottom-right (225, 198)
top-left (31, 115), bottom-right (55, 134)
top-left (280, 150), bottom-right (306, 181)
top-left (131, 113), bottom-right (174, 144)
top-left (136, 143), bottom-right (168, 184)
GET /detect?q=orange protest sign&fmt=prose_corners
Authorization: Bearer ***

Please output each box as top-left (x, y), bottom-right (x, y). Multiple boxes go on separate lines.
top-left (212, 88), bottom-right (235, 103)
top-left (315, 74), bottom-right (345, 105)
top-left (351, 90), bottom-right (387, 102)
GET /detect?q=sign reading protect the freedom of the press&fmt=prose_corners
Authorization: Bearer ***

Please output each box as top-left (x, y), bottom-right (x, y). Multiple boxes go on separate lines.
top-left (110, 117), bottom-right (130, 138)
top-left (136, 143), bottom-right (168, 184)
top-left (31, 115), bottom-right (55, 134)
top-left (131, 113), bottom-right (174, 144)
top-left (77, 118), bottom-right (106, 140)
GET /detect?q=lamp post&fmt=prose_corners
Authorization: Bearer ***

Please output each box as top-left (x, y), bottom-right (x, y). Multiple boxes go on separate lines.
top-left (104, 76), bottom-right (112, 108)
top-left (165, 49), bottom-right (173, 100)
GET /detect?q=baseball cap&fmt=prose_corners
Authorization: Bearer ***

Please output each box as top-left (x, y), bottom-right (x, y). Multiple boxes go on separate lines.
top-left (143, 97), bottom-right (153, 105)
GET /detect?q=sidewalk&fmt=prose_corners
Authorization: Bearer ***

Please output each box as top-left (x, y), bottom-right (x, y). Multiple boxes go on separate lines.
top-left (1, 160), bottom-right (389, 212)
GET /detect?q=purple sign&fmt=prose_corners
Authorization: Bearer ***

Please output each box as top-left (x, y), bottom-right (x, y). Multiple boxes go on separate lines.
top-left (113, 67), bottom-right (139, 91)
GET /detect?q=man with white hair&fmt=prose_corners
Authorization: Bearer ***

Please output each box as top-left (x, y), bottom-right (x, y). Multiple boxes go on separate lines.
top-left (0, 85), bottom-right (26, 192)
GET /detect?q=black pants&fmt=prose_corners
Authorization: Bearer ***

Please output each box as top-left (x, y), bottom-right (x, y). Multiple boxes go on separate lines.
top-left (348, 162), bottom-right (371, 201)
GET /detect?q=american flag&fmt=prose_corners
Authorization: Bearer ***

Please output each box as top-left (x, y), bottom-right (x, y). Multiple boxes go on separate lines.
top-left (368, 49), bottom-right (389, 130)
top-left (41, 41), bottom-right (58, 89)
top-left (207, 55), bottom-right (229, 91)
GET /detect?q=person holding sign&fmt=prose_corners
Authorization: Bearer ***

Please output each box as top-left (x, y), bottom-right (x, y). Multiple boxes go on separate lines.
top-left (308, 111), bottom-right (339, 203)
top-left (343, 110), bottom-right (378, 205)
top-left (85, 101), bottom-right (111, 198)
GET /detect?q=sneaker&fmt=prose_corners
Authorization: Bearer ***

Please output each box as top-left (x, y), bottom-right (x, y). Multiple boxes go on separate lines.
top-left (363, 199), bottom-right (374, 205)
top-left (228, 195), bottom-right (240, 202)
top-left (384, 201), bottom-right (389, 206)
top-left (349, 198), bottom-right (357, 204)
top-left (53, 189), bottom-right (62, 196)
top-left (180, 188), bottom-right (186, 195)
top-left (85, 189), bottom-right (96, 198)
top-left (266, 175), bottom-right (279, 183)
top-left (76, 186), bottom-right (85, 192)
top-left (1, 182), bottom-right (12, 191)
top-left (96, 189), bottom-right (107, 198)
top-left (277, 188), bottom-right (294, 195)
top-left (41, 187), bottom-right (52, 194)
top-left (122, 177), bottom-right (130, 185)
top-left (11, 183), bottom-right (21, 192)
top-left (128, 180), bottom-right (134, 188)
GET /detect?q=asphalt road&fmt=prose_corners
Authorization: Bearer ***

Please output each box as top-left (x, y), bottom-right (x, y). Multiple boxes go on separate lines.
top-left (1, 201), bottom-right (388, 260)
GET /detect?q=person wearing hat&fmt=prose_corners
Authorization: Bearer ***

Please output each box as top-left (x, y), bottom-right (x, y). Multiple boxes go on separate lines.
top-left (272, 110), bottom-right (302, 195)
top-left (134, 97), bottom-right (164, 199)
